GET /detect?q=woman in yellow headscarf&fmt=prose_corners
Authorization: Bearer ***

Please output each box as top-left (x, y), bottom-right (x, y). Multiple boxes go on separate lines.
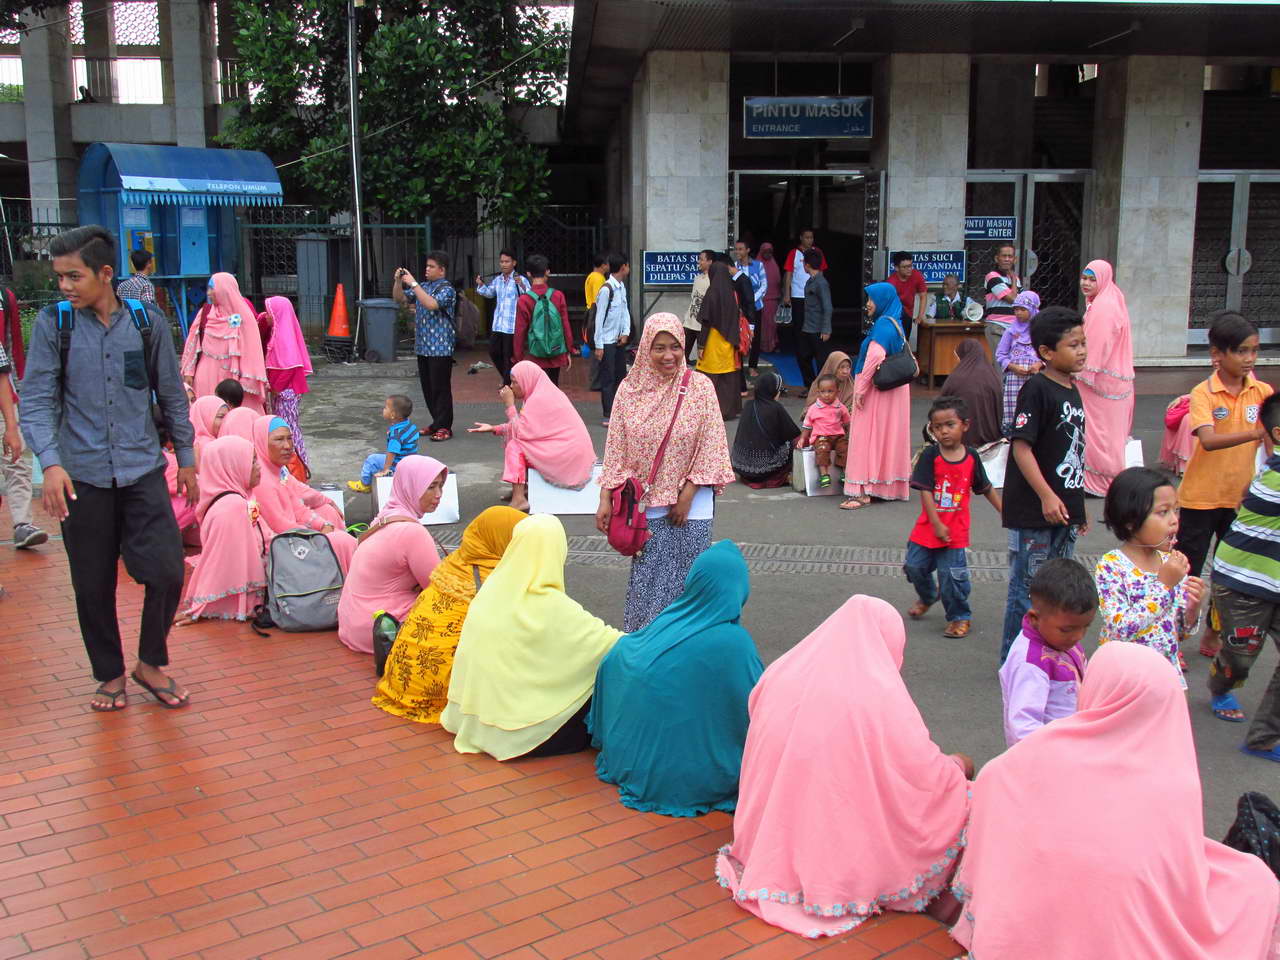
top-left (372, 506), bottom-right (527, 724)
top-left (441, 513), bottom-right (622, 761)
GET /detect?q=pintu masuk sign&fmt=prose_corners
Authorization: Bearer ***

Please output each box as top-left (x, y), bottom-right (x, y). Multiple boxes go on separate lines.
top-left (744, 96), bottom-right (874, 139)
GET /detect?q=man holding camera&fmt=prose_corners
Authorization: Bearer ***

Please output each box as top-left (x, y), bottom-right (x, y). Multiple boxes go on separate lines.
top-left (393, 252), bottom-right (457, 442)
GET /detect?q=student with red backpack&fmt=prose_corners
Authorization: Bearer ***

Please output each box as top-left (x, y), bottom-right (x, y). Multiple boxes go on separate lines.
top-left (514, 254), bottom-right (575, 386)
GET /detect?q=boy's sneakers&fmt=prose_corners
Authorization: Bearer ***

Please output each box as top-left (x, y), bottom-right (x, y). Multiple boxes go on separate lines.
top-left (347, 480), bottom-right (371, 493)
top-left (13, 524), bottom-right (47, 549)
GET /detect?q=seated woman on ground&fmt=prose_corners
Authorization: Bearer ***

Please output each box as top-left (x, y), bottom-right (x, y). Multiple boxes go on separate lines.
top-left (372, 505), bottom-right (527, 724)
top-left (731, 372), bottom-right (800, 488)
top-left (188, 395), bottom-right (228, 464)
top-left (589, 540), bottom-right (762, 816)
top-left (717, 594), bottom-right (972, 938)
top-left (178, 436), bottom-right (271, 623)
top-left (950, 642), bottom-right (1279, 958)
top-left (247, 415), bottom-right (355, 573)
top-left (441, 513), bottom-right (621, 761)
top-left (337, 456), bottom-right (446, 654)
top-left (469, 360), bottom-right (596, 511)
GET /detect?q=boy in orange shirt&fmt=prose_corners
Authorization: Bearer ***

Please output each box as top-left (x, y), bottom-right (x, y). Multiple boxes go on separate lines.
top-left (1178, 311), bottom-right (1274, 658)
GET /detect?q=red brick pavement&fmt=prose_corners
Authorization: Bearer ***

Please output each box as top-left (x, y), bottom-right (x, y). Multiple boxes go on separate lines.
top-left (0, 505), bottom-right (964, 959)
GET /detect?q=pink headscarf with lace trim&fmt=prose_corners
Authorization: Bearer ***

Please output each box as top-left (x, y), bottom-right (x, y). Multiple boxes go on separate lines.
top-left (263, 296), bottom-right (312, 395)
top-left (180, 273), bottom-right (269, 406)
top-left (508, 361), bottom-right (596, 488)
top-left (951, 642), bottom-right (1279, 958)
top-left (1077, 259), bottom-right (1135, 496)
top-left (599, 313), bottom-right (734, 508)
top-left (716, 595), bottom-right (970, 939)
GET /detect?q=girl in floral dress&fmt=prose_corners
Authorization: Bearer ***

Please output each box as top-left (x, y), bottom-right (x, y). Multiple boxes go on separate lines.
top-left (1095, 467), bottom-right (1206, 689)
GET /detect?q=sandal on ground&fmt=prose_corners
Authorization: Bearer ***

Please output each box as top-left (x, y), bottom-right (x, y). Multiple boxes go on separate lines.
top-left (1211, 692), bottom-right (1246, 723)
top-left (839, 496), bottom-right (871, 510)
top-left (90, 683), bottom-right (127, 712)
top-left (1240, 743), bottom-right (1280, 763)
top-left (1177, 650), bottom-right (1188, 673)
top-left (430, 429), bottom-right (452, 442)
top-left (907, 601), bottom-right (931, 620)
top-left (943, 621), bottom-right (971, 639)
top-left (130, 670), bottom-right (189, 709)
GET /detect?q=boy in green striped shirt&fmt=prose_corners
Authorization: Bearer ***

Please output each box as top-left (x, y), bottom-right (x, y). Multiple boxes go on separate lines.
top-left (1209, 391), bottom-right (1280, 761)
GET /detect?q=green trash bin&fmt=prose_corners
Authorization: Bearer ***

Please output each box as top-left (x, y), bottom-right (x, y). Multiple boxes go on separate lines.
top-left (360, 298), bottom-right (398, 363)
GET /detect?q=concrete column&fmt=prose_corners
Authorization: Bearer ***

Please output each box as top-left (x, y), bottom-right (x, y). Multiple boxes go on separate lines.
top-left (873, 54), bottom-right (970, 254)
top-left (1090, 56), bottom-right (1203, 359)
top-left (165, 0), bottom-right (215, 145)
top-left (81, 0), bottom-right (118, 102)
top-left (20, 5), bottom-right (76, 222)
top-left (969, 62), bottom-right (1034, 168)
top-left (630, 50), bottom-right (729, 317)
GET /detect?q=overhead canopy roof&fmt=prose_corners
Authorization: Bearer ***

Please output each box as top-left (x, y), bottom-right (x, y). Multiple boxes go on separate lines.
top-left (566, 0), bottom-right (1280, 142)
top-left (78, 142), bottom-right (284, 207)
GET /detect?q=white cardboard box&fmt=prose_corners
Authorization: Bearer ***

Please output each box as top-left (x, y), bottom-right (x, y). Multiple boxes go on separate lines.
top-left (528, 464), bottom-right (603, 515)
top-left (374, 472), bottom-right (461, 525)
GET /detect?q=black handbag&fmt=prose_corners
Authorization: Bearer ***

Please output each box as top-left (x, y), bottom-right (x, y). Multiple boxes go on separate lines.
top-left (1223, 791), bottom-right (1280, 879)
top-left (872, 315), bottom-right (918, 391)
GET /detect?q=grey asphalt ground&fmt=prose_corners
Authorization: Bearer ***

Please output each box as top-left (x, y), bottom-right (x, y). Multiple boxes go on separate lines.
top-left (301, 361), bottom-right (1277, 838)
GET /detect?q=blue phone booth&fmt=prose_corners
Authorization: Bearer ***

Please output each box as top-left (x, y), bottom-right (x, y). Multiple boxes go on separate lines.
top-left (77, 142), bottom-right (282, 334)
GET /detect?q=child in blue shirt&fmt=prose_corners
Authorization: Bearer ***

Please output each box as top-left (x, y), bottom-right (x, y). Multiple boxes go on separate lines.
top-left (348, 394), bottom-right (419, 491)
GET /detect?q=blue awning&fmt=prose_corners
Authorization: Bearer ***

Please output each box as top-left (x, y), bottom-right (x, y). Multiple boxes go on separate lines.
top-left (78, 142), bottom-right (283, 207)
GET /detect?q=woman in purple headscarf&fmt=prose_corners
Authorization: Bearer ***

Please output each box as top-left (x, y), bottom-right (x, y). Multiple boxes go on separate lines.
top-left (995, 290), bottom-right (1041, 435)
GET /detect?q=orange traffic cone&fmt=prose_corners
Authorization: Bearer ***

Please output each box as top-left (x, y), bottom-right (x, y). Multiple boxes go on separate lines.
top-left (327, 284), bottom-right (351, 338)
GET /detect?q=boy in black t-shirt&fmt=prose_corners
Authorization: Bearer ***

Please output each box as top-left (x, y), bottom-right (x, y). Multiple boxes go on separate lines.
top-left (905, 396), bottom-right (1003, 639)
top-left (999, 306), bottom-right (1090, 663)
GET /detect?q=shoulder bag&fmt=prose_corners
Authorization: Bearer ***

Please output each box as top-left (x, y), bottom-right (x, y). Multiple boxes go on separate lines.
top-left (607, 369), bottom-right (693, 557)
top-left (872, 314), bottom-right (919, 391)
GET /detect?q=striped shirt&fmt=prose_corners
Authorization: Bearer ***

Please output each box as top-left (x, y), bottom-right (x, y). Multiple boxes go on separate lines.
top-left (1212, 455), bottom-right (1280, 601)
top-left (476, 272), bottom-right (531, 335)
top-left (385, 419), bottom-right (419, 466)
top-left (116, 273), bottom-right (157, 304)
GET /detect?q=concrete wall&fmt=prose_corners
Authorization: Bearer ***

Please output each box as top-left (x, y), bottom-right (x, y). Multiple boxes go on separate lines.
top-left (1090, 56), bottom-right (1204, 359)
top-left (630, 50), bottom-right (729, 319)
top-left (873, 54), bottom-right (970, 254)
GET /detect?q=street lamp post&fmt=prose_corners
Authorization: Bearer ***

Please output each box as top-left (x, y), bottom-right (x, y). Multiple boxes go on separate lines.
top-left (347, 0), bottom-right (366, 350)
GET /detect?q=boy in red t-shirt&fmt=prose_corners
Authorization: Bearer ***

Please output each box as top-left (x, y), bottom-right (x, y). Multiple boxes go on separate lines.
top-left (905, 396), bottom-right (1003, 638)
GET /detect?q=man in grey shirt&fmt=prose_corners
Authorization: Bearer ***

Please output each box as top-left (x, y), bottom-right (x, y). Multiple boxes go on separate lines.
top-left (22, 226), bottom-right (197, 711)
top-left (797, 248), bottom-right (833, 389)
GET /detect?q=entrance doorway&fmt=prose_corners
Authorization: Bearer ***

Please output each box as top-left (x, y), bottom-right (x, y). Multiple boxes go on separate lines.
top-left (730, 169), bottom-right (884, 343)
top-left (1192, 172), bottom-right (1280, 344)
top-left (964, 170), bottom-right (1093, 312)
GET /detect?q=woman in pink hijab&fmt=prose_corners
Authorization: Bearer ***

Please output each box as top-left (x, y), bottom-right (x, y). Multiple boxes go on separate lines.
top-left (716, 595), bottom-right (972, 939)
top-left (218, 405), bottom-right (257, 443)
top-left (951, 642), bottom-right (1279, 958)
top-left (179, 436), bottom-right (271, 623)
top-left (248, 415), bottom-right (354, 571)
top-left (337, 456), bottom-right (447, 653)
top-left (188, 395), bottom-right (228, 464)
top-left (181, 273), bottom-right (269, 414)
top-left (469, 360), bottom-right (596, 511)
top-left (1077, 259), bottom-right (1134, 496)
top-left (262, 296), bottom-right (314, 468)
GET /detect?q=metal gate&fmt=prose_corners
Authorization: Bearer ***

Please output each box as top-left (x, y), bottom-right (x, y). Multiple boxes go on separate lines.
top-left (1192, 172), bottom-right (1280, 343)
top-left (964, 170), bottom-right (1092, 311)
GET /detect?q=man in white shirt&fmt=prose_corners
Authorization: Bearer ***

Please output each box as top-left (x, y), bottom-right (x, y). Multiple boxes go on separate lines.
top-left (593, 253), bottom-right (631, 424)
top-left (684, 250), bottom-right (713, 361)
top-left (780, 228), bottom-right (827, 353)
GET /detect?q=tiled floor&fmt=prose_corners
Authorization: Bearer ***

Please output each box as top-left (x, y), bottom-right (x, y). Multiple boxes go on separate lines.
top-left (0, 519), bottom-right (963, 960)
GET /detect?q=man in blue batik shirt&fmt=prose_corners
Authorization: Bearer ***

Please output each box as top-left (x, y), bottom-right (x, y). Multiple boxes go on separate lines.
top-left (393, 250), bottom-right (457, 442)
top-left (475, 249), bottom-right (531, 387)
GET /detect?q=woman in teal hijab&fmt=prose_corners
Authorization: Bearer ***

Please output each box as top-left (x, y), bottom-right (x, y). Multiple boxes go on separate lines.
top-left (588, 541), bottom-right (762, 817)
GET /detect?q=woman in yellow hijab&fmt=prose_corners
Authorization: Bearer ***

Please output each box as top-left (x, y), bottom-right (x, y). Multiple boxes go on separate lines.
top-left (372, 506), bottom-right (527, 724)
top-left (441, 513), bottom-right (622, 761)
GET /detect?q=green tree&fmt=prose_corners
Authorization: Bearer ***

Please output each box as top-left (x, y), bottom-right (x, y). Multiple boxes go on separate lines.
top-left (221, 0), bottom-right (568, 226)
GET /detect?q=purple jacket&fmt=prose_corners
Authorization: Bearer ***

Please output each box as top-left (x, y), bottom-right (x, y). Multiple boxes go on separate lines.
top-left (999, 615), bottom-right (1087, 746)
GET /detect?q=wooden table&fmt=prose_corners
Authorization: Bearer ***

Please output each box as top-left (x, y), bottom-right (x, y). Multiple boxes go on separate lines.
top-left (916, 321), bottom-right (992, 385)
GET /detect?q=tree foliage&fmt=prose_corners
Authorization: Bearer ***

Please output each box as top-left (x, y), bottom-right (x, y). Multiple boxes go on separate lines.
top-left (2, 2), bottom-right (68, 32)
top-left (221, 0), bottom-right (568, 226)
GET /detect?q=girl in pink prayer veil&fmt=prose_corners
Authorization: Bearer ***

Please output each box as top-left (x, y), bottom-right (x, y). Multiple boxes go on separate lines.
top-left (181, 272), bottom-right (269, 413)
top-left (1077, 259), bottom-right (1135, 497)
top-left (180, 436), bottom-right (272, 623)
top-left (262, 296), bottom-right (314, 467)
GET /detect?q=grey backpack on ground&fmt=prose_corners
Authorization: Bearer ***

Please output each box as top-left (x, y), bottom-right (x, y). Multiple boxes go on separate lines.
top-left (266, 529), bottom-right (345, 631)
